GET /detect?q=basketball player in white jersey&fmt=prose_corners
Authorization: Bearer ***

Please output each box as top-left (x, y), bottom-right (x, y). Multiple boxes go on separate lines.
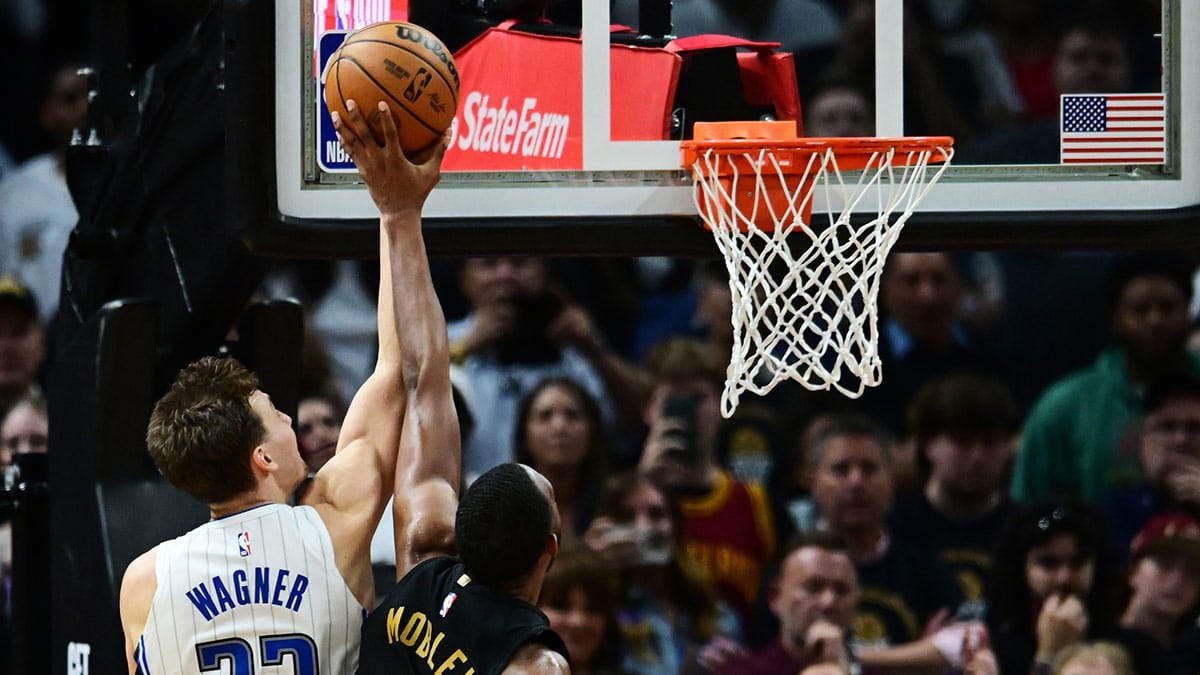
top-left (116, 98), bottom-right (450, 674)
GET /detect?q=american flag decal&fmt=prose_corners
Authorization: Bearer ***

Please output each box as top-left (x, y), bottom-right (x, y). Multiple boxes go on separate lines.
top-left (1060, 93), bottom-right (1166, 164)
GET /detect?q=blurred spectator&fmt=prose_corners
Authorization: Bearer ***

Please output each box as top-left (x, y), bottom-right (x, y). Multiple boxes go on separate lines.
top-left (636, 337), bottom-right (775, 626)
top-left (584, 471), bottom-right (738, 675)
top-left (805, 414), bottom-right (962, 649)
top-left (1106, 372), bottom-right (1200, 554)
top-left (538, 545), bottom-right (626, 675)
top-left (0, 388), bottom-right (46, 654)
top-left (1012, 253), bottom-right (1199, 504)
top-left (690, 260), bottom-right (781, 485)
top-left (1118, 513), bottom-right (1200, 671)
top-left (515, 376), bottom-right (611, 543)
top-left (1, 390), bottom-right (47, 472)
top-left (259, 259), bottom-right (378, 404)
top-left (768, 413), bottom-right (836, 544)
top-left (610, 0), bottom-right (843, 100)
top-left (1052, 14), bottom-right (1133, 96)
top-left (0, 60), bottom-right (86, 323)
top-left (449, 256), bottom-right (644, 481)
top-left (889, 373), bottom-right (1019, 620)
top-left (310, 260), bottom-right (379, 404)
top-left (858, 252), bottom-right (1001, 435)
top-left (962, 14), bottom-right (1137, 164)
top-left (297, 387), bottom-right (344, 473)
top-left (628, 257), bottom-right (699, 363)
top-left (986, 499), bottom-right (1165, 675)
top-left (824, 0), bottom-right (980, 143)
top-left (802, 80), bottom-right (872, 138)
top-left (0, 278), bottom-right (45, 417)
top-left (1051, 641), bottom-right (1134, 675)
top-left (909, 0), bottom-right (1025, 131)
top-left (979, 0), bottom-right (1064, 122)
top-left (716, 532), bottom-right (860, 675)
top-left (994, 252), bottom-right (1120, 414)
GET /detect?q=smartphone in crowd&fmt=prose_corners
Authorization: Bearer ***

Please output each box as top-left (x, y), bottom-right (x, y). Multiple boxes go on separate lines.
top-left (661, 394), bottom-right (699, 466)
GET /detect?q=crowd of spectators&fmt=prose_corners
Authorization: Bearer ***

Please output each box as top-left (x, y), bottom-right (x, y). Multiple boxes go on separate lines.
top-left (255, 246), bottom-right (1200, 675)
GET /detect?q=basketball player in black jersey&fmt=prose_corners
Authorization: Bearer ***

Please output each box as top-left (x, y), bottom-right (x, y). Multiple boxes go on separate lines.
top-left (334, 99), bottom-right (571, 675)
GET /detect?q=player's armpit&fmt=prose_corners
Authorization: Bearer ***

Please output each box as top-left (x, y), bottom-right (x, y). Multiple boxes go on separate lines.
top-left (334, 365), bottom-right (406, 462)
top-left (119, 547), bottom-right (159, 674)
top-left (393, 479), bottom-right (457, 577)
top-left (501, 642), bottom-right (571, 674)
top-left (306, 438), bottom-right (390, 546)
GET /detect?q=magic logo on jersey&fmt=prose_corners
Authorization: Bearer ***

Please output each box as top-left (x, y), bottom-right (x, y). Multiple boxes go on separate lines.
top-left (238, 531), bottom-right (252, 557)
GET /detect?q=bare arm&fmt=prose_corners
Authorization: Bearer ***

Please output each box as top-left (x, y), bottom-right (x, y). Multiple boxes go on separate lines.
top-left (336, 100), bottom-right (460, 580)
top-left (118, 547), bottom-right (158, 674)
top-left (501, 643), bottom-right (572, 674)
top-left (301, 103), bottom-right (414, 606)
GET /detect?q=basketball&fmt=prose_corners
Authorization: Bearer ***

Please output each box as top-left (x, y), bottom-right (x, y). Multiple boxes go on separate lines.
top-left (323, 22), bottom-right (460, 154)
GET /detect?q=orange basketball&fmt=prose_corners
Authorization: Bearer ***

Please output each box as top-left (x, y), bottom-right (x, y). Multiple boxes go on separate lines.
top-left (323, 22), bottom-right (460, 154)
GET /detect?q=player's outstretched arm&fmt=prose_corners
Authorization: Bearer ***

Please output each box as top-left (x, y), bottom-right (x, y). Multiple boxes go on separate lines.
top-left (301, 102), bottom-right (416, 606)
top-left (336, 100), bottom-right (459, 579)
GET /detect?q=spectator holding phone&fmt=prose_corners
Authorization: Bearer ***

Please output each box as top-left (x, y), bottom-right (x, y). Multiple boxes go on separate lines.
top-left (584, 471), bottom-right (739, 675)
top-left (447, 257), bottom-right (646, 482)
top-left (636, 337), bottom-right (776, 629)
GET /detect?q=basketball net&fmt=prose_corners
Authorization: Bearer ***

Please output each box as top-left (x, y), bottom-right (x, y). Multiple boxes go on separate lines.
top-left (682, 129), bottom-right (953, 418)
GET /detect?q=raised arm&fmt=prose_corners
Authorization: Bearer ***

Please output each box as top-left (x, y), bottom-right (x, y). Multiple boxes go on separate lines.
top-left (336, 100), bottom-right (460, 580)
top-left (303, 97), bottom-right (446, 606)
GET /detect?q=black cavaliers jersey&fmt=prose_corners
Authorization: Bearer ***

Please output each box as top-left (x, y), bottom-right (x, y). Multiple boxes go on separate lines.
top-left (358, 557), bottom-right (569, 675)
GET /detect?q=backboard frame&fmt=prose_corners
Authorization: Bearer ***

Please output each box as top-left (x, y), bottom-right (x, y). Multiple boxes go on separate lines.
top-left (225, 0), bottom-right (1200, 257)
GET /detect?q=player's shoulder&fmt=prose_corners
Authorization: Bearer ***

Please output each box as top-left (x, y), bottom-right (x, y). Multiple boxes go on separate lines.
top-left (119, 544), bottom-right (161, 627)
top-left (501, 642), bottom-right (571, 675)
top-left (122, 544), bottom-right (160, 586)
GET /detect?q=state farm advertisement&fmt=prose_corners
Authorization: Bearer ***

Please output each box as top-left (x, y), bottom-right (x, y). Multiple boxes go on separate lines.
top-left (443, 28), bottom-right (681, 171)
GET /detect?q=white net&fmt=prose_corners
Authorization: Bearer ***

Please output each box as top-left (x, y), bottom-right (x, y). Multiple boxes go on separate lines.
top-left (687, 140), bottom-right (953, 418)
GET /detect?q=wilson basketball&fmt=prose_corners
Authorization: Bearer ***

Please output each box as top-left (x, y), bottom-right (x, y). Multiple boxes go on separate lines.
top-left (324, 22), bottom-right (460, 154)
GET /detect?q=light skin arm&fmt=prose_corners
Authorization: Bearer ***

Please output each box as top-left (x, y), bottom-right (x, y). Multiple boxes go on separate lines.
top-left (502, 642), bottom-right (572, 674)
top-left (334, 100), bottom-right (459, 579)
top-left (118, 547), bottom-right (158, 674)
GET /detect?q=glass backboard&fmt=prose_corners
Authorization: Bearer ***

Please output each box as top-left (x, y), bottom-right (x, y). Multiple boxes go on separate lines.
top-left (224, 0), bottom-right (1200, 257)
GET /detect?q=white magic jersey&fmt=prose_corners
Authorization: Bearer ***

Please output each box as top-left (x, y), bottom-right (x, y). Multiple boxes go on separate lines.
top-left (135, 503), bottom-right (363, 674)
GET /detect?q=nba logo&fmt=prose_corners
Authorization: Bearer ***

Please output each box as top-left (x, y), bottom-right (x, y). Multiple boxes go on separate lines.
top-left (439, 592), bottom-right (457, 617)
top-left (237, 531), bottom-right (252, 557)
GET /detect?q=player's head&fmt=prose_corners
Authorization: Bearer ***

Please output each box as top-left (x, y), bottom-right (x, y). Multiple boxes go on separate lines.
top-left (147, 356), bottom-right (302, 504)
top-left (456, 462), bottom-right (561, 591)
